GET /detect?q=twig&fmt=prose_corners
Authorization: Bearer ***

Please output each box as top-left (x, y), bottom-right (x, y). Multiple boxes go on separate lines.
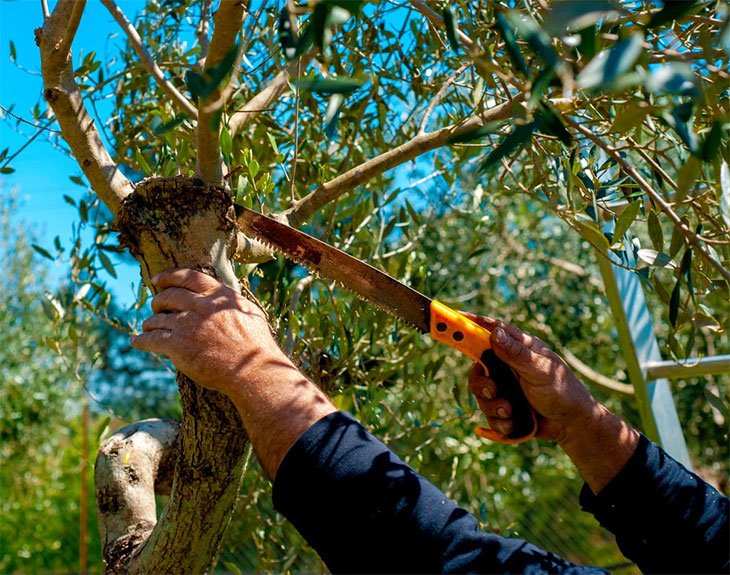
top-left (626, 136), bottom-right (678, 191)
top-left (1, 118), bottom-right (57, 168)
top-left (0, 104), bottom-right (61, 133)
top-left (100, 0), bottom-right (197, 119)
top-left (40, 0), bottom-right (50, 19)
top-left (566, 117), bottom-right (730, 282)
top-left (284, 275), bottom-right (314, 355)
top-left (229, 55), bottom-right (313, 138)
top-left (290, 59), bottom-right (301, 202)
top-left (418, 64), bottom-right (468, 134)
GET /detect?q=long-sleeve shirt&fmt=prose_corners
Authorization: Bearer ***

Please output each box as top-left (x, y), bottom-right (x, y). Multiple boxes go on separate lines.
top-left (273, 411), bottom-right (729, 574)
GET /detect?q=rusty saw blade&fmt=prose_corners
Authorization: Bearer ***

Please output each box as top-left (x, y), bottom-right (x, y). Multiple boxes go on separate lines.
top-left (236, 205), bottom-right (432, 332)
top-left (235, 205), bottom-right (538, 443)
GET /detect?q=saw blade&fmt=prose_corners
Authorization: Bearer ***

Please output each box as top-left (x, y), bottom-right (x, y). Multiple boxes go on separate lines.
top-left (236, 206), bottom-right (432, 333)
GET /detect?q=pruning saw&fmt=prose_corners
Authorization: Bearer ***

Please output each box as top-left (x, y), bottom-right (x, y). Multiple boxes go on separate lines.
top-left (235, 205), bottom-right (538, 444)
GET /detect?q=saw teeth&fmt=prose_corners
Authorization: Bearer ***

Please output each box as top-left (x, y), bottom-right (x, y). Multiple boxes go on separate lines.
top-left (245, 228), bottom-right (425, 333)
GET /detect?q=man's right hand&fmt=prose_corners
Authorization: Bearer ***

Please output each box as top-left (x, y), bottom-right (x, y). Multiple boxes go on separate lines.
top-left (464, 315), bottom-right (597, 445)
top-left (464, 315), bottom-right (639, 493)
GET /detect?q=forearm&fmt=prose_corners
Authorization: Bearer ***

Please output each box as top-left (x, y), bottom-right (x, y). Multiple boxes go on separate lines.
top-left (558, 400), bottom-right (640, 494)
top-left (274, 411), bottom-right (607, 574)
top-left (580, 434), bottom-right (729, 574)
top-left (228, 354), bottom-right (337, 479)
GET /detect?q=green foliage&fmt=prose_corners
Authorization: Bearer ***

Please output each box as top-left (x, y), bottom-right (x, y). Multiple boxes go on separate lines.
top-left (0, 196), bottom-right (103, 573)
top-left (3, 0), bottom-right (728, 571)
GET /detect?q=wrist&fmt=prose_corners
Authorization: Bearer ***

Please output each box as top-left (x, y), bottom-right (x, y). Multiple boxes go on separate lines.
top-left (558, 401), bottom-right (640, 494)
top-left (227, 353), bottom-right (337, 479)
top-left (555, 397), bottom-right (604, 449)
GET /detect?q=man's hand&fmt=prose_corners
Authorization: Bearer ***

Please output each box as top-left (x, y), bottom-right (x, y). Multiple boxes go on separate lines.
top-left (464, 315), bottom-right (597, 444)
top-left (130, 268), bottom-right (290, 395)
top-left (464, 315), bottom-right (639, 493)
top-left (131, 268), bottom-right (336, 479)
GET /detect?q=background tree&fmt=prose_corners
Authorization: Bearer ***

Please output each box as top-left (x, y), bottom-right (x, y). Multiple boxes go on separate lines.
top-left (2, 0), bottom-right (726, 572)
top-left (0, 194), bottom-right (103, 573)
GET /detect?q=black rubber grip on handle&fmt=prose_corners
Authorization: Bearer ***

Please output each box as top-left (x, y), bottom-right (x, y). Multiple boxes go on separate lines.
top-left (479, 349), bottom-right (534, 439)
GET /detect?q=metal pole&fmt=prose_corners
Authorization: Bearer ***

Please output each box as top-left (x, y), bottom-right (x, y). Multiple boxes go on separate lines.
top-left (644, 355), bottom-right (730, 381)
top-left (596, 254), bottom-right (692, 468)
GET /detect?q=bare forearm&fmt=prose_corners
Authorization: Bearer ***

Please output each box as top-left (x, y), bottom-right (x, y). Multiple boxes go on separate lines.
top-left (559, 402), bottom-right (640, 494)
top-left (228, 355), bottom-right (337, 479)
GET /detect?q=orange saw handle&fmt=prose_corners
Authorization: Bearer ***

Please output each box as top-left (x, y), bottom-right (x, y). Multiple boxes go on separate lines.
top-left (429, 300), bottom-right (538, 444)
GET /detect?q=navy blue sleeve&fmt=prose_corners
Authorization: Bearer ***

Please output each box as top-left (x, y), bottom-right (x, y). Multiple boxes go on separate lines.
top-left (273, 411), bottom-right (607, 574)
top-left (579, 434), bottom-right (729, 574)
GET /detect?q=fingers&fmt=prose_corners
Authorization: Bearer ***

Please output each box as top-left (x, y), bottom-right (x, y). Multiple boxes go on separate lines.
top-left (490, 327), bottom-right (555, 379)
top-left (461, 313), bottom-right (541, 349)
top-left (151, 287), bottom-right (205, 314)
top-left (130, 329), bottom-right (175, 356)
top-left (142, 312), bottom-right (179, 332)
top-left (152, 268), bottom-right (222, 295)
top-left (468, 362), bottom-right (496, 399)
top-left (468, 361), bottom-right (514, 436)
top-left (461, 312), bottom-right (498, 332)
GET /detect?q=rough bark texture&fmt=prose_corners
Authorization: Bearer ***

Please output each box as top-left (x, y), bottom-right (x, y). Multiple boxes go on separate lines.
top-left (103, 176), bottom-right (250, 574)
top-left (37, 3), bottom-right (133, 213)
top-left (95, 419), bottom-right (180, 575)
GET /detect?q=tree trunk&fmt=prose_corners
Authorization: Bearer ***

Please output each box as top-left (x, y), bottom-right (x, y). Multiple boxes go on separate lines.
top-left (96, 177), bottom-right (251, 574)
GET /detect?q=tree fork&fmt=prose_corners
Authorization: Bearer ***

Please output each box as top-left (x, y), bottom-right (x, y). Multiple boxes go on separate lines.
top-left (101, 176), bottom-right (253, 574)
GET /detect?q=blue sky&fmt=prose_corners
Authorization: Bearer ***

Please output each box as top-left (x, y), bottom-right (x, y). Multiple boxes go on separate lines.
top-left (1, 0), bottom-right (141, 305)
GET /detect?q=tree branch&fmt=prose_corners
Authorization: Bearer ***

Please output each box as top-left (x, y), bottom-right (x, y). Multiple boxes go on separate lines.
top-left (196, 0), bottom-right (214, 68)
top-left (228, 55), bottom-right (313, 138)
top-left (38, 0), bottom-right (133, 215)
top-left (418, 63), bottom-right (469, 134)
top-left (100, 0), bottom-right (197, 119)
top-left (566, 117), bottom-right (730, 283)
top-left (59, 0), bottom-right (86, 58)
top-left (114, 178), bottom-right (254, 574)
top-left (195, 0), bottom-right (248, 184)
top-left (95, 419), bottom-right (180, 575)
top-left (283, 98), bottom-right (528, 227)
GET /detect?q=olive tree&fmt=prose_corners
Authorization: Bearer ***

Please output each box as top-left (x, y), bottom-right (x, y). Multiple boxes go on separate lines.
top-left (19, 0), bottom-right (728, 572)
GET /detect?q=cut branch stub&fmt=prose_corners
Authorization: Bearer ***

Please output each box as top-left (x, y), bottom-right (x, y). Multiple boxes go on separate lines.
top-left (95, 419), bottom-right (180, 575)
top-left (115, 176), bottom-right (239, 290)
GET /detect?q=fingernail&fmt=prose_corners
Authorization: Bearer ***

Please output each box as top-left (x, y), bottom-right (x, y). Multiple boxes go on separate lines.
top-left (129, 335), bottom-right (137, 344)
top-left (151, 273), bottom-right (161, 285)
top-left (495, 328), bottom-right (506, 344)
top-left (497, 407), bottom-right (508, 418)
top-left (481, 387), bottom-right (492, 399)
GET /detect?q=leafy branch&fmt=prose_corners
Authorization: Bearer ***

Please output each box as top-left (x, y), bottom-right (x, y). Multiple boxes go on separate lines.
top-left (100, 0), bottom-right (197, 119)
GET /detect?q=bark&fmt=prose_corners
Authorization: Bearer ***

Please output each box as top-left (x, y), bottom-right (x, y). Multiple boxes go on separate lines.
top-left (101, 176), bottom-right (252, 574)
top-left (100, 0), bottom-right (197, 118)
top-left (37, 0), bottom-right (133, 213)
top-left (95, 419), bottom-right (179, 575)
top-left (195, 0), bottom-right (248, 184)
